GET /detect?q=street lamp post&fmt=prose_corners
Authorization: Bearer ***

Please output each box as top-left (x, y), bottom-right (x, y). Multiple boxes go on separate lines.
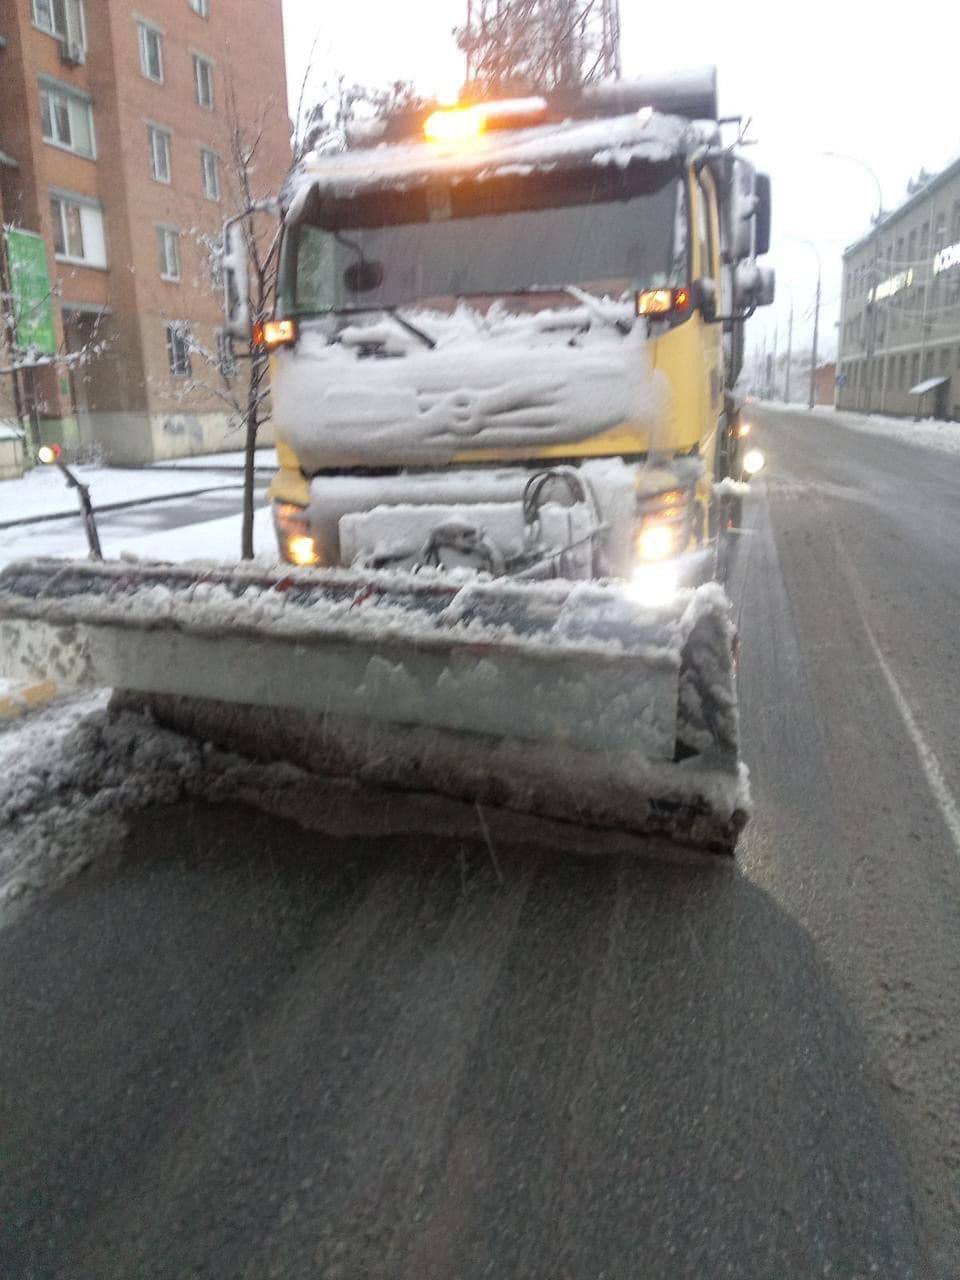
top-left (786, 236), bottom-right (823, 410)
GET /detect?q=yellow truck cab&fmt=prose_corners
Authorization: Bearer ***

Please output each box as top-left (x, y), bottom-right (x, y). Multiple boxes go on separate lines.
top-left (234, 69), bottom-right (773, 594)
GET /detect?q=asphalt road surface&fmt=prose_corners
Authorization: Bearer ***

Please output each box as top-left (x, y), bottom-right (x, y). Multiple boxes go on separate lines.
top-left (2, 405), bottom-right (959, 1277)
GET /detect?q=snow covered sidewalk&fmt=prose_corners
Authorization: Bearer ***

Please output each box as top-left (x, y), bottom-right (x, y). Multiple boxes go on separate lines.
top-left (0, 462), bottom-right (243, 526)
top-left (146, 446), bottom-right (279, 471)
top-left (763, 401), bottom-right (960, 458)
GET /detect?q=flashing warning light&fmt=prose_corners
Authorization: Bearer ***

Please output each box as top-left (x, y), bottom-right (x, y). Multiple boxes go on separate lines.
top-left (636, 287), bottom-right (690, 318)
top-left (424, 97), bottom-right (549, 144)
top-left (38, 444), bottom-right (62, 464)
top-left (424, 105), bottom-right (486, 143)
top-left (254, 318), bottom-right (298, 350)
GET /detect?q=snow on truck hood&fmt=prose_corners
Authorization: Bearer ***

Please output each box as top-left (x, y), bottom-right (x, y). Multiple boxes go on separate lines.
top-left (284, 110), bottom-right (699, 213)
top-left (274, 306), bottom-right (668, 470)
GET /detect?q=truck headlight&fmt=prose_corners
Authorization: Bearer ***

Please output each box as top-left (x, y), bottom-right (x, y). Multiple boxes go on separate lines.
top-left (273, 501), bottom-right (322, 566)
top-left (635, 520), bottom-right (679, 561)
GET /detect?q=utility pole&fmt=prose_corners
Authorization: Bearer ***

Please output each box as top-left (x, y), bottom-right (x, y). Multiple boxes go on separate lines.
top-left (785, 303), bottom-right (794, 404)
top-left (808, 269), bottom-right (822, 410)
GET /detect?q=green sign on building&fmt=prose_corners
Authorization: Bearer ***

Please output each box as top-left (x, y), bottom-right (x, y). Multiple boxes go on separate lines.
top-left (4, 226), bottom-right (57, 355)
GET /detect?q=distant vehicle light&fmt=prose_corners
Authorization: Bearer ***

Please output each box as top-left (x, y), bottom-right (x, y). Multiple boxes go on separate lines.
top-left (424, 105), bottom-right (486, 143)
top-left (255, 319), bottom-right (298, 350)
top-left (737, 421), bottom-right (751, 437)
top-left (743, 448), bottom-right (766, 475)
top-left (38, 444), bottom-right (62, 464)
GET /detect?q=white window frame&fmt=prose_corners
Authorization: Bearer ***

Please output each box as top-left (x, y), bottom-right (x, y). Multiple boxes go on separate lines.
top-left (50, 193), bottom-right (84, 261)
top-left (49, 190), bottom-right (107, 267)
top-left (39, 79), bottom-right (95, 159)
top-left (188, 0), bottom-right (209, 16)
top-left (137, 21), bottom-right (164, 83)
top-left (147, 124), bottom-right (171, 183)
top-left (193, 54), bottom-right (214, 109)
top-left (32, 0), bottom-right (86, 48)
top-left (200, 148), bottom-right (220, 201)
top-left (157, 225), bottom-right (181, 282)
top-left (166, 322), bottom-right (192, 377)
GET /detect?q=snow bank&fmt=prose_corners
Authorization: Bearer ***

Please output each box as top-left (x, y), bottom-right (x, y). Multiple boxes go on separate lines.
top-left (763, 401), bottom-right (960, 458)
top-left (713, 478), bottom-right (752, 498)
top-left (275, 307), bottom-right (666, 470)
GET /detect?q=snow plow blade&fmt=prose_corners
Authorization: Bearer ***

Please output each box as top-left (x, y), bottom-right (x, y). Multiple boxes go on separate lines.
top-left (0, 558), bottom-right (749, 852)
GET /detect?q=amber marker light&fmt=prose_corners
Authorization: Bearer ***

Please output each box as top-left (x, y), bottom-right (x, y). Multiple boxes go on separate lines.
top-left (423, 105), bottom-right (486, 143)
top-left (254, 318), bottom-right (298, 350)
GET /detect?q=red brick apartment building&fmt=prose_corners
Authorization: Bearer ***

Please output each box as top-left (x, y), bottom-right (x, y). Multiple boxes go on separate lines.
top-left (0, 0), bottom-right (289, 463)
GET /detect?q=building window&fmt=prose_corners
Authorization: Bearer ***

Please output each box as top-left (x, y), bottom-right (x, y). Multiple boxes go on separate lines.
top-left (32, 0), bottom-right (85, 48)
top-left (39, 81), bottom-right (95, 157)
top-left (138, 22), bottom-right (164, 83)
top-left (216, 329), bottom-right (235, 376)
top-left (200, 148), bottom-right (220, 201)
top-left (157, 226), bottom-right (180, 281)
top-left (50, 192), bottom-right (106, 266)
top-left (148, 125), bottom-right (171, 183)
top-left (189, 0), bottom-right (209, 15)
top-left (193, 55), bottom-right (214, 108)
top-left (166, 323), bottom-right (191, 377)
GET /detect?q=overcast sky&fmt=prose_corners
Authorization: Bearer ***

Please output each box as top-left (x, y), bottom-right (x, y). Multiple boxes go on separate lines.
top-left (280, 0), bottom-right (960, 364)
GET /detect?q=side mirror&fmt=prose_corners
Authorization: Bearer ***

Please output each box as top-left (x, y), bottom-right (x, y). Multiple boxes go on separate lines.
top-left (343, 259), bottom-right (385, 294)
top-left (695, 276), bottom-right (718, 322)
top-left (756, 265), bottom-right (775, 307)
top-left (754, 173), bottom-right (772, 257)
top-left (222, 218), bottom-right (250, 338)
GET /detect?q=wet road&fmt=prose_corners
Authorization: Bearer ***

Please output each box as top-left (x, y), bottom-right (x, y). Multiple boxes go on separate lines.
top-left (2, 404), bottom-right (959, 1277)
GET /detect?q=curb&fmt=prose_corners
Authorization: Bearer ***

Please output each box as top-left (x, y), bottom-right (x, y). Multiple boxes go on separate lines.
top-left (0, 678), bottom-right (60, 721)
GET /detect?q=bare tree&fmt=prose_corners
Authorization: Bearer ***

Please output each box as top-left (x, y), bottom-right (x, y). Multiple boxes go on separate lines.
top-left (457, 0), bottom-right (622, 95)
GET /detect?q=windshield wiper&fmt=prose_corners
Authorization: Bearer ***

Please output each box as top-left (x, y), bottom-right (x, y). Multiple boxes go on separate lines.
top-left (454, 286), bottom-right (633, 336)
top-left (381, 307), bottom-right (436, 350)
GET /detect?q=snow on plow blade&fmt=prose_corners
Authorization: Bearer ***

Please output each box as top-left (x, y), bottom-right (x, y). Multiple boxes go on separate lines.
top-left (0, 558), bottom-right (749, 851)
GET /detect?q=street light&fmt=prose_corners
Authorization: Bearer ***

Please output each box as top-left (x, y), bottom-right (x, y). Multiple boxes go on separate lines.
top-left (821, 151), bottom-right (884, 223)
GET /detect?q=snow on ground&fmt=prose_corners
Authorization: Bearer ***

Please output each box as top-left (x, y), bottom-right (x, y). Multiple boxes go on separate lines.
top-left (0, 503), bottom-right (274, 570)
top-left (146, 447), bottom-right (279, 471)
top-left (763, 401), bottom-right (960, 457)
top-left (0, 463), bottom-right (241, 524)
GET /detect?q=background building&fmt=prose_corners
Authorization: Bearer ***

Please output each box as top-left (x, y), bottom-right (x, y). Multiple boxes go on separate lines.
top-left (838, 160), bottom-right (960, 420)
top-left (0, 0), bottom-right (289, 464)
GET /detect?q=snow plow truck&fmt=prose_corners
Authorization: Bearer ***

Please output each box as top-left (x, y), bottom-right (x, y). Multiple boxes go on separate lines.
top-left (0, 68), bottom-right (773, 852)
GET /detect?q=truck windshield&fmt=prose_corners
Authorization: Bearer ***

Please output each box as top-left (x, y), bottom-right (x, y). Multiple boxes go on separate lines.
top-left (282, 173), bottom-right (688, 314)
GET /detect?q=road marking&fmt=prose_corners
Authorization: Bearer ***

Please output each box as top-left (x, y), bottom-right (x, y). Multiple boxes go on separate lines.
top-left (835, 535), bottom-right (960, 857)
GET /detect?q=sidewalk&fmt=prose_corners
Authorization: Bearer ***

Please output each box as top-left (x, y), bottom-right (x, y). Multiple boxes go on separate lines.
top-left (146, 447), bottom-right (279, 471)
top-left (762, 401), bottom-right (960, 458)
